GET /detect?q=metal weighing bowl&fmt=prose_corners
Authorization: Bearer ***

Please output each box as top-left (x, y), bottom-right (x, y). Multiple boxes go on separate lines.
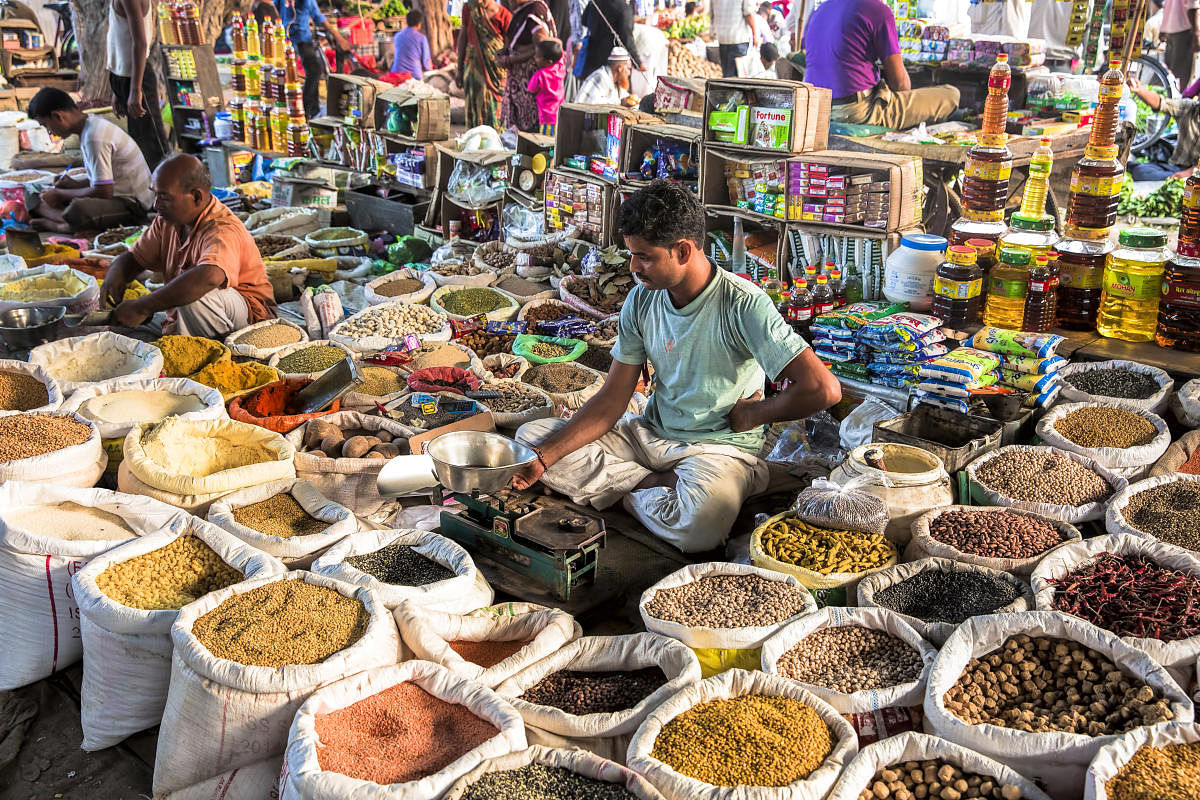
top-left (426, 430), bottom-right (537, 494)
top-left (0, 305), bottom-right (65, 350)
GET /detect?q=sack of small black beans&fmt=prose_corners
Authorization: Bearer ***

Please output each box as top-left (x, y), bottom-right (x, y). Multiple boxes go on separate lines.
top-left (924, 610), bottom-right (1194, 799)
top-left (1171, 378), bottom-right (1200, 429)
top-left (1057, 360), bottom-right (1174, 415)
top-left (1149, 429), bottom-right (1200, 478)
top-left (1031, 532), bottom-right (1200, 689)
top-left (965, 445), bottom-right (1129, 524)
top-left (1036, 402), bottom-right (1172, 481)
top-left (493, 633), bottom-right (702, 765)
top-left (444, 744), bottom-right (665, 800)
top-left (1083, 719), bottom-right (1200, 800)
top-left (0, 358), bottom-right (61, 417)
top-left (312, 529), bottom-right (490, 613)
top-left (394, 601), bottom-right (581, 689)
top-left (906, 505), bottom-right (1082, 577)
top-left (826, 731), bottom-right (1052, 800)
top-left (1106, 474), bottom-right (1200, 552)
top-left (626, 668), bottom-right (858, 800)
top-left (857, 557), bottom-right (1033, 646)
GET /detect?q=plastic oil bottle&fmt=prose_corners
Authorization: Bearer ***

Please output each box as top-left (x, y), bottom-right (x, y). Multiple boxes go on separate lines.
top-left (999, 137), bottom-right (1059, 258)
top-left (1158, 165), bottom-right (1200, 350)
top-left (951, 55), bottom-right (1013, 248)
top-left (786, 279), bottom-right (814, 338)
top-left (1023, 253), bottom-right (1059, 332)
top-left (813, 274), bottom-right (836, 315)
top-left (931, 244), bottom-right (983, 328)
top-left (1096, 227), bottom-right (1168, 342)
top-left (983, 247), bottom-right (1031, 329)
top-left (829, 269), bottom-right (846, 307)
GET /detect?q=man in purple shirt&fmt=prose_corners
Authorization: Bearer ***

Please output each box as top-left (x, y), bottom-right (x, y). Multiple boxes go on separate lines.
top-left (391, 10), bottom-right (433, 78)
top-left (802, 0), bottom-right (959, 130)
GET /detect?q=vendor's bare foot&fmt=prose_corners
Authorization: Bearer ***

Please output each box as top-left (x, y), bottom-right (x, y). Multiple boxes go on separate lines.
top-left (634, 471), bottom-right (678, 491)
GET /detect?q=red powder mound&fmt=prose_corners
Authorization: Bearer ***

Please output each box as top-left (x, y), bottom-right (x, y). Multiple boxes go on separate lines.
top-left (446, 639), bottom-right (532, 668)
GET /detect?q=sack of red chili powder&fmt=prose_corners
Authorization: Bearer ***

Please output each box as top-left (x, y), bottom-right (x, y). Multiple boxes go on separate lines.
top-left (228, 378), bottom-right (342, 434)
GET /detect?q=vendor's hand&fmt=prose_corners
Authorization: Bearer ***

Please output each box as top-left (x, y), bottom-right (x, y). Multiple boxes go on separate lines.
top-left (40, 188), bottom-right (66, 208)
top-left (728, 390), bottom-right (764, 433)
top-left (111, 297), bottom-right (151, 328)
top-left (111, 90), bottom-right (126, 117)
top-left (127, 83), bottom-right (146, 118)
top-left (1127, 75), bottom-right (1142, 92)
top-left (1174, 167), bottom-right (1196, 179)
top-left (100, 270), bottom-right (128, 308)
top-left (510, 459), bottom-right (545, 491)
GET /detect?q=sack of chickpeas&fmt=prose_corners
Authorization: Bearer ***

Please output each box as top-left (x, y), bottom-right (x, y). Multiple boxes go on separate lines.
top-left (1035, 402), bottom-right (1172, 481)
top-left (444, 745), bottom-right (666, 800)
top-left (71, 516), bottom-right (285, 751)
top-left (1083, 721), bottom-right (1200, 800)
top-left (923, 610), bottom-right (1194, 799)
top-left (964, 445), bottom-right (1128, 525)
top-left (825, 732), bottom-right (1052, 800)
top-left (328, 302), bottom-right (453, 354)
top-left (626, 668), bottom-right (858, 800)
top-left (760, 606), bottom-right (938, 747)
top-left (906, 505), bottom-right (1082, 577)
top-left (493, 633), bottom-right (702, 765)
top-left (152, 571), bottom-right (401, 796)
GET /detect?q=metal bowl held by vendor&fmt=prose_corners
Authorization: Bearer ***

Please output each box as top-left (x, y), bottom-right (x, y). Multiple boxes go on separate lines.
top-left (0, 305), bottom-right (65, 350)
top-left (427, 430), bottom-right (537, 494)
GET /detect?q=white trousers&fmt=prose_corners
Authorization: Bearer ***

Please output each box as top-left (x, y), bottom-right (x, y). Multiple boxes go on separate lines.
top-left (516, 415), bottom-right (770, 553)
top-left (174, 287), bottom-right (249, 339)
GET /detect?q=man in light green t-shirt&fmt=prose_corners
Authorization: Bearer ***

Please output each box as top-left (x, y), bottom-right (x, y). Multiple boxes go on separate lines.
top-left (514, 180), bottom-right (842, 553)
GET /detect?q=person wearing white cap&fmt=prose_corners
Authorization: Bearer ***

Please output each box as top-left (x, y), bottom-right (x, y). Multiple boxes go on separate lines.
top-left (575, 46), bottom-right (636, 105)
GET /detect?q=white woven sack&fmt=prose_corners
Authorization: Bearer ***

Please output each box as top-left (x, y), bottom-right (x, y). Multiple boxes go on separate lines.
top-left (481, 379), bottom-right (552, 429)
top-left (430, 284), bottom-right (521, 322)
top-left (1084, 721), bottom-right (1200, 800)
top-left (207, 478), bottom-right (358, 568)
top-left (0, 263), bottom-right (99, 312)
top-left (364, 268), bottom-right (437, 306)
top-left (327, 304), bottom-right (453, 354)
top-left (153, 571), bottom-right (401, 796)
top-left (389, 343), bottom-right (485, 377)
top-left (312, 529), bottom-right (485, 612)
top-left (639, 562), bottom-right (818, 651)
top-left (965, 445), bottom-right (1129, 524)
top-left (425, 266), bottom-right (499, 288)
top-left (394, 601), bottom-right (580, 689)
top-left (246, 206), bottom-right (322, 237)
top-left (0, 411), bottom-right (106, 488)
top-left (30, 331), bottom-right (164, 395)
top-left (72, 517), bottom-right (285, 751)
top-left (923, 610), bottom-right (1194, 798)
top-left (60, 377), bottom-right (226, 441)
top-left (517, 297), bottom-right (584, 326)
top-left (226, 318), bottom-right (310, 360)
top-left (626, 668), bottom-right (858, 800)
top-left (340, 364), bottom-right (408, 411)
top-left (1032, 532), bottom-right (1200, 688)
top-left (826, 732), bottom-right (1052, 800)
top-left (1173, 378), bottom-right (1200, 428)
top-left (523, 361), bottom-right (605, 412)
top-left (1056, 360), bottom-right (1174, 415)
top-left (1036, 401), bottom-right (1172, 481)
top-left (495, 634), bottom-right (701, 764)
top-left (159, 758), bottom-right (284, 800)
top-left (279, 659), bottom-right (526, 800)
top-left (444, 745), bottom-right (665, 800)
top-left (0, 359), bottom-right (61, 416)
top-left (0, 482), bottom-right (185, 691)
top-left (905, 505), bottom-right (1082, 577)
top-left (285, 411), bottom-right (417, 516)
top-left (559, 276), bottom-right (623, 321)
top-left (857, 557), bottom-right (1033, 646)
top-left (267, 339), bottom-right (356, 380)
top-left (760, 606), bottom-right (938, 715)
top-left (1106, 474), bottom-right (1200, 552)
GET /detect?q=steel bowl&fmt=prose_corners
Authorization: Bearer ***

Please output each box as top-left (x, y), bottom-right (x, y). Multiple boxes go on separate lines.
top-left (0, 305), bottom-right (65, 350)
top-left (426, 430), bottom-right (537, 494)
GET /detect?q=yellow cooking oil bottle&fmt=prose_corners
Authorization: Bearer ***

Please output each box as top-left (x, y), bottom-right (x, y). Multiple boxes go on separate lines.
top-left (1096, 227), bottom-right (1168, 342)
top-left (982, 247), bottom-right (1031, 330)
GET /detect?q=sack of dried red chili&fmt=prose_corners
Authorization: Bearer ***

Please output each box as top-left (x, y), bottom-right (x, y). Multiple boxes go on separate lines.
top-left (405, 366), bottom-right (480, 395)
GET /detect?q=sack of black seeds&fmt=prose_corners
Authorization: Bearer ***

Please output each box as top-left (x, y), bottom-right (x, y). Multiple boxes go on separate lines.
top-left (1057, 360), bottom-right (1173, 415)
top-left (444, 744), bottom-right (665, 800)
top-left (1106, 474), bottom-right (1200, 553)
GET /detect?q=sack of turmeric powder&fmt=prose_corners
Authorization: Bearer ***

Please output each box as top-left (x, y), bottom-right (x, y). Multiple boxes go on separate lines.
top-left (189, 360), bottom-right (279, 402)
top-left (228, 378), bottom-right (342, 434)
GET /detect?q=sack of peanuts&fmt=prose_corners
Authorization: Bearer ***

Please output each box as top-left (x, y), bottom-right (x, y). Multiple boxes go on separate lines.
top-left (1149, 428), bottom-right (1200, 477)
top-left (0, 482), bottom-right (185, 691)
top-left (0, 359), bottom-right (61, 417)
top-left (153, 571), bottom-right (401, 796)
top-left (157, 759), bottom-right (284, 800)
top-left (639, 562), bottom-right (817, 677)
top-left (1083, 720), bottom-right (1200, 800)
top-left (312, 529), bottom-right (490, 612)
top-left (924, 610), bottom-right (1193, 798)
top-left (1105, 474), bottom-right (1200, 551)
top-left (444, 744), bottom-right (666, 800)
top-left (72, 516), bottom-right (285, 750)
top-left (626, 668), bottom-right (858, 800)
top-left (826, 731), bottom-right (1052, 800)
top-left (906, 505), bottom-right (1082, 577)
top-left (363, 268), bottom-right (437, 307)
top-left (394, 601), bottom-right (580, 688)
top-left (493, 633), bottom-right (702, 765)
top-left (964, 445), bottom-right (1129, 524)
top-left (760, 606), bottom-right (938, 747)
top-left (856, 558), bottom-right (1033, 646)
top-left (30, 331), bottom-right (164, 396)
top-left (0, 411), bottom-right (107, 488)
top-left (1172, 378), bottom-right (1200, 429)
top-left (206, 478), bottom-right (358, 569)
top-left (226, 318), bottom-right (310, 360)
top-left (1056, 360), bottom-right (1174, 416)
top-left (1035, 402), bottom-right (1172, 481)
top-left (280, 660), bottom-right (527, 799)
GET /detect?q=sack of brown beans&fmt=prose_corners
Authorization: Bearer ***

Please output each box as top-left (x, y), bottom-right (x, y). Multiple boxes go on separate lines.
top-left (857, 558), bottom-right (1033, 646)
top-left (444, 744), bottom-right (666, 800)
top-left (825, 731), bottom-right (1052, 800)
top-left (0, 410), bottom-right (107, 487)
top-left (312, 529), bottom-right (490, 612)
top-left (626, 668), bottom-right (858, 800)
top-left (0, 481), bottom-right (186, 691)
top-left (493, 633), bottom-right (702, 764)
top-left (965, 445), bottom-right (1129, 524)
top-left (760, 607), bottom-right (938, 746)
top-left (1035, 402), bottom-right (1172, 481)
top-left (267, 339), bottom-right (357, 380)
top-left (0, 359), bottom-right (61, 417)
top-left (1083, 720), bottom-right (1200, 800)
top-left (907, 505), bottom-right (1082, 577)
top-left (1105, 474), bottom-right (1200, 553)
top-left (638, 562), bottom-right (818, 677)
top-left (924, 610), bottom-right (1194, 798)
top-left (71, 516), bottom-right (285, 751)
top-left (1149, 429), bottom-right (1200, 478)
top-left (363, 268), bottom-right (436, 307)
top-left (226, 318), bottom-right (310, 360)
top-left (30, 331), bottom-right (164, 395)
top-left (394, 601), bottom-right (580, 688)
top-left (1057, 360), bottom-right (1174, 415)
top-left (1171, 378), bottom-right (1200, 429)
top-left (479, 353), bottom-right (529, 381)
top-left (206, 478), bottom-right (357, 569)
top-left (153, 570), bottom-right (401, 796)
top-left (1031, 532), bottom-right (1200, 689)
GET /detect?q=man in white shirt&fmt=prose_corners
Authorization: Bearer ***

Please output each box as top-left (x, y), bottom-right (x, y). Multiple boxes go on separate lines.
top-left (577, 47), bottom-right (635, 104)
top-left (108, 0), bottom-right (168, 169)
top-left (1163, 0), bottom-right (1200, 90)
top-left (630, 19), bottom-right (668, 97)
top-left (967, 0), bottom-right (1032, 38)
top-left (25, 88), bottom-right (153, 232)
top-left (712, 0), bottom-right (758, 76)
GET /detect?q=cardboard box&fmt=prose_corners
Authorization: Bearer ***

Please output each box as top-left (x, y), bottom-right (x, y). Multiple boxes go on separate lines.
top-left (434, 143), bottom-right (512, 196)
top-left (544, 167), bottom-right (616, 245)
top-left (784, 150), bottom-right (922, 232)
top-left (704, 207), bottom-right (783, 282)
top-left (702, 78), bottom-right (831, 155)
top-left (553, 104), bottom-right (662, 183)
top-left (345, 184), bottom-right (430, 235)
top-left (700, 145), bottom-right (790, 222)
top-left (654, 76), bottom-right (706, 114)
top-left (325, 74), bottom-right (392, 127)
top-left (440, 195), bottom-right (503, 243)
top-left (271, 177), bottom-right (338, 209)
top-left (382, 141), bottom-right (437, 190)
top-left (373, 86), bottom-right (451, 142)
top-left (510, 131), bottom-right (555, 197)
top-left (620, 122), bottom-right (702, 184)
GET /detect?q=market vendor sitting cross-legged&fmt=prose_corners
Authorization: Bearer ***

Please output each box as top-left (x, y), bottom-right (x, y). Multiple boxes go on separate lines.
top-left (514, 180), bottom-right (842, 553)
top-left (101, 153), bottom-right (276, 338)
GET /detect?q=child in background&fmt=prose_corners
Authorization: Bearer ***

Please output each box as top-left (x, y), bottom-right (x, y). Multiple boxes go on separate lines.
top-left (528, 39), bottom-right (566, 137)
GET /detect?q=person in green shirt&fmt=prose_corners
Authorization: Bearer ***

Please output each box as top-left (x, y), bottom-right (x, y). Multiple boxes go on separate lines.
top-left (514, 180), bottom-right (842, 553)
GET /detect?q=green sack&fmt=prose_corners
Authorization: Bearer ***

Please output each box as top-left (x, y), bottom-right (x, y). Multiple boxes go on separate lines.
top-left (512, 334), bottom-right (587, 364)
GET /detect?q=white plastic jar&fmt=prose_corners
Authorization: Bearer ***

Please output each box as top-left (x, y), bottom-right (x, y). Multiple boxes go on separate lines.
top-left (883, 232), bottom-right (947, 311)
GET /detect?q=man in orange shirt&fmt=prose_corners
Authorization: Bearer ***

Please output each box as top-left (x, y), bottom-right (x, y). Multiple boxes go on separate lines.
top-left (102, 154), bottom-right (276, 338)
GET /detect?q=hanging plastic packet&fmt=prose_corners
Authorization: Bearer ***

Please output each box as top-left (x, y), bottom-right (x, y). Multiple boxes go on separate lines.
top-left (538, 315), bottom-right (596, 338)
top-left (967, 326), bottom-right (1064, 358)
top-left (996, 352), bottom-right (1065, 375)
top-left (918, 347), bottom-right (1002, 384)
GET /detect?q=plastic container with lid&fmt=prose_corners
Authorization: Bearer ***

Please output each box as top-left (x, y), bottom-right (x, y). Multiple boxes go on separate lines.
top-left (1097, 226), bottom-right (1169, 342)
top-left (931, 245), bottom-right (983, 329)
top-left (1023, 253), bottom-right (1059, 332)
top-left (983, 247), bottom-right (1030, 330)
top-left (883, 233), bottom-right (947, 311)
top-left (1055, 236), bottom-right (1112, 330)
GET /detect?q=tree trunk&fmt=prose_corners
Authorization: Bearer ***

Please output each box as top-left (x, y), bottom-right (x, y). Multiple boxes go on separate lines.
top-left (70, 0), bottom-right (110, 103)
top-left (420, 0), bottom-right (454, 63)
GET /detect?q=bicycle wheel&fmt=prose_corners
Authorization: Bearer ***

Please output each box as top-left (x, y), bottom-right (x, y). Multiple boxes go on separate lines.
top-left (1131, 54), bottom-right (1177, 154)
